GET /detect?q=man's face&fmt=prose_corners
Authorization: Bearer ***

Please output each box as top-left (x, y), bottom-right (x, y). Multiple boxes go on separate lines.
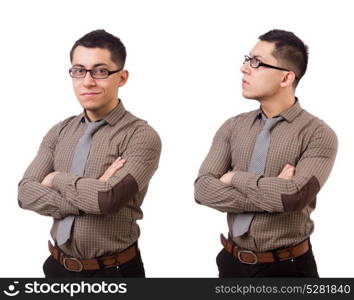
top-left (71, 46), bottom-right (126, 114)
top-left (240, 41), bottom-right (285, 100)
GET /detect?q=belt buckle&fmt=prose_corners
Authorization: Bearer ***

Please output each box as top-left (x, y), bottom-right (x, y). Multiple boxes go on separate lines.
top-left (237, 250), bottom-right (258, 264)
top-left (63, 257), bottom-right (83, 272)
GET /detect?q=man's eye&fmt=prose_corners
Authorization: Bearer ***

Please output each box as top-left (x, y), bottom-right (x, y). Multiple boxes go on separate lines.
top-left (74, 68), bottom-right (85, 74)
top-left (251, 58), bottom-right (260, 65)
top-left (94, 69), bottom-right (108, 74)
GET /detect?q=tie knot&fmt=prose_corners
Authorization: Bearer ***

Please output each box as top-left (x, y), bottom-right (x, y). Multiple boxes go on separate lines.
top-left (84, 119), bottom-right (107, 136)
top-left (262, 115), bottom-right (283, 131)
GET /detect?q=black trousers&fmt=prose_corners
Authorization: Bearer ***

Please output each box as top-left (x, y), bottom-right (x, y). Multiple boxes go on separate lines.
top-left (216, 247), bottom-right (319, 277)
top-left (43, 251), bottom-right (145, 278)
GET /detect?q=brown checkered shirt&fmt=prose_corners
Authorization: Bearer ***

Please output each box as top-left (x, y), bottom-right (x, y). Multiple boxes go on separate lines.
top-left (194, 100), bottom-right (338, 251)
top-left (18, 100), bottom-right (161, 259)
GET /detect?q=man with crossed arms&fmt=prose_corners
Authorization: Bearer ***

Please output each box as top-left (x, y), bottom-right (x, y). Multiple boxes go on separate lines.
top-left (18, 29), bottom-right (161, 277)
top-left (194, 29), bottom-right (337, 277)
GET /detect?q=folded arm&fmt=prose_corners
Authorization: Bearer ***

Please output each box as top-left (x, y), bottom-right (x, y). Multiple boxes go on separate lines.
top-left (194, 118), bottom-right (263, 213)
top-left (229, 125), bottom-right (338, 212)
top-left (51, 127), bottom-right (162, 215)
top-left (18, 121), bottom-right (80, 219)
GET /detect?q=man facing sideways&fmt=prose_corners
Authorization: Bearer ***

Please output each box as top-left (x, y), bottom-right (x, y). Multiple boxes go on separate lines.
top-left (194, 29), bottom-right (337, 277)
top-left (18, 30), bottom-right (161, 277)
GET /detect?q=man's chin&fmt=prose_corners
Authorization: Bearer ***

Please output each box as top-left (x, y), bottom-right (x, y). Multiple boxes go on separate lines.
top-left (79, 100), bottom-right (100, 111)
top-left (242, 92), bottom-right (258, 101)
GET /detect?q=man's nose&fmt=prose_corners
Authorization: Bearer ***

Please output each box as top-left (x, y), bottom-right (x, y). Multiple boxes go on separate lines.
top-left (83, 71), bottom-right (96, 86)
top-left (240, 62), bottom-right (251, 74)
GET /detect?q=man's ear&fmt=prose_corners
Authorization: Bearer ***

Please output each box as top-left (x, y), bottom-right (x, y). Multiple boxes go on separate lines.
top-left (280, 71), bottom-right (296, 88)
top-left (118, 70), bottom-right (129, 87)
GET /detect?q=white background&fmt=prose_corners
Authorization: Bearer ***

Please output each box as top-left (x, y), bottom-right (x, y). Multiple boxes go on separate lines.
top-left (0, 0), bottom-right (353, 277)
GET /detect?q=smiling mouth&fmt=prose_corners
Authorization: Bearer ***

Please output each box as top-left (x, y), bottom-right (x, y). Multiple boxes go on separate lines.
top-left (81, 92), bottom-right (100, 96)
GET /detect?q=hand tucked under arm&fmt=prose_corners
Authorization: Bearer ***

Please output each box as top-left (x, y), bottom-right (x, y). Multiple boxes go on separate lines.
top-left (41, 171), bottom-right (61, 188)
top-left (99, 157), bottom-right (126, 182)
top-left (277, 164), bottom-right (295, 180)
top-left (220, 171), bottom-right (236, 185)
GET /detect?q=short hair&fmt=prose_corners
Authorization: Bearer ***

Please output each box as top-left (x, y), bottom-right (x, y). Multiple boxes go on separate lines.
top-left (259, 29), bottom-right (308, 87)
top-left (70, 29), bottom-right (126, 68)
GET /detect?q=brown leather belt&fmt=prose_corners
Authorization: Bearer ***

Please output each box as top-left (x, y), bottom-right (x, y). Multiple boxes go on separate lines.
top-left (48, 240), bottom-right (138, 272)
top-left (220, 234), bottom-right (309, 264)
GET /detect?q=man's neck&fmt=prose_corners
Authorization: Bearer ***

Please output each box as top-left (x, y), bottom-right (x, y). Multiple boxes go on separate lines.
top-left (259, 92), bottom-right (296, 118)
top-left (86, 99), bottom-right (119, 122)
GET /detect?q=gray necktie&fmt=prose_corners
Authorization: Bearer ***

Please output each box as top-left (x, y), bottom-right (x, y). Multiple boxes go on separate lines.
top-left (56, 118), bottom-right (106, 245)
top-left (233, 114), bottom-right (283, 237)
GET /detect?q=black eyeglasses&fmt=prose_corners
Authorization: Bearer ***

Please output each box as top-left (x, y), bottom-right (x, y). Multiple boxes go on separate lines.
top-left (243, 55), bottom-right (291, 72)
top-left (69, 67), bottom-right (122, 79)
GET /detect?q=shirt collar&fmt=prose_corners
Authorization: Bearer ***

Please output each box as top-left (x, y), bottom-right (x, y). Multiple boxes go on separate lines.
top-left (79, 99), bottom-right (126, 126)
top-left (256, 97), bottom-right (302, 123)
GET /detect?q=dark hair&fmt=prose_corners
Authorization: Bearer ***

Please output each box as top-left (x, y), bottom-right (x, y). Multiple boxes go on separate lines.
top-left (70, 29), bottom-right (126, 68)
top-left (259, 29), bottom-right (308, 87)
